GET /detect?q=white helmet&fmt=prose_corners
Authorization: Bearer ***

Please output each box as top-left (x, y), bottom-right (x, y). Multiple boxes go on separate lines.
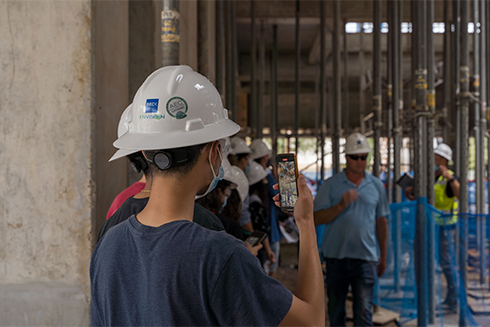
top-left (345, 132), bottom-right (372, 155)
top-left (110, 65), bottom-right (240, 161)
top-left (221, 157), bottom-right (237, 189)
top-left (229, 136), bottom-right (251, 155)
top-left (109, 104), bottom-right (136, 160)
top-left (229, 166), bottom-right (249, 203)
top-left (250, 139), bottom-right (272, 159)
top-left (246, 161), bottom-right (269, 185)
top-left (434, 143), bottom-right (452, 161)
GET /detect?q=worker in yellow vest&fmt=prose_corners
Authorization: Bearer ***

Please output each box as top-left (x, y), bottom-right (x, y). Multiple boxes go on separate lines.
top-left (405, 143), bottom-right (460, 311)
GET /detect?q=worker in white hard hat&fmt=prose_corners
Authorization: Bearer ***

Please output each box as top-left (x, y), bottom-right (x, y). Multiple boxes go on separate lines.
top-left (314, 132), bottom-right (390, 327)
top-left (90, 65), bottom-right (324, 326)
top-left (98, 105), bottom-right (225, 243)
top-left (228, 136), bottom-right (255, 233)
top-left (250, 138), bottom-right (283, 277)
top-left (404, 142), bottom-right (460, 310)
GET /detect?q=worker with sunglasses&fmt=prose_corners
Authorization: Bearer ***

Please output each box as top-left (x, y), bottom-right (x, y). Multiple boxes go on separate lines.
top-left (314, 132), bottom-right (390, 327)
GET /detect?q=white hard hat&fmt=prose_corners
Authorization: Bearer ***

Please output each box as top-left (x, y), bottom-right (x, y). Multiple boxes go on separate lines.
top-left (109, 104), bottom-right (138, 160)
top-left (229, 136), bottom-right (251, 155)
top-left (110, 65), bottom-right (240, 161)
top-left (230, 166), bottom-right (249, 203)
top-left (345, 132), bottom-right (372, 155)
top-left (221, 157), bottom-right (237, 189)
top-left (250, 139), bottom-right (272, 159)
top-left (246, 161), bottom-right (269, 185)
top-left (434, 143), bottom-right (452, 161)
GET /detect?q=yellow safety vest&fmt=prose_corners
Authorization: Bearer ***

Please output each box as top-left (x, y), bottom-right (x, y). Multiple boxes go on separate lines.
top-left (434, 169), bottom-right (458, 226)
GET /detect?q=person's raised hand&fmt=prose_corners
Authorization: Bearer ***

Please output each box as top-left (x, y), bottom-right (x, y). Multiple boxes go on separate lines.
top-left (244, 241), bottom-right (263, 256)
top-left (404, 186), bottom-right (415, 201)
top-left (339, 189), bottom-right (358, 209)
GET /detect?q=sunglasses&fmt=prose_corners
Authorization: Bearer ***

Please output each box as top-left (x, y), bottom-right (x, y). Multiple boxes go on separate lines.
top-left (347, 154), bottom-right (368, 161)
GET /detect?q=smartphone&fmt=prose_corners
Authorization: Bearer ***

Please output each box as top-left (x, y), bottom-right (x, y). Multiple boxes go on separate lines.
top-left (276, 153), bottom-right (299, 213)
top-left (245, 230), bottom-right (268, 247)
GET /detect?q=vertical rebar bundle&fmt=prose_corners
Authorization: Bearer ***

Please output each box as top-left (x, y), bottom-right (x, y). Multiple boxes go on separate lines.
top-left (258, 21), bottom-right (265, 138)
top-left (373, 0), bottom-right (382, 178)
top-left (319, 1), bottom-right (326, 183)
top-left (215, 0), bottom-right (224, 94)
top-left (271, 25), bottom-right (278, 157)
top-left (250, 1), bottom-right (257, 136)
top-left (161, 0), bottom-right (180, 66)
top-left (333, 0), bottom-right (341, 173)
top-left (295, 0), bottom-right (300, 153)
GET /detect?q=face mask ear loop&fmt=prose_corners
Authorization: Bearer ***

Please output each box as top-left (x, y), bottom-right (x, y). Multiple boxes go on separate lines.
top-left (209, 141), bottom-right (223, 178)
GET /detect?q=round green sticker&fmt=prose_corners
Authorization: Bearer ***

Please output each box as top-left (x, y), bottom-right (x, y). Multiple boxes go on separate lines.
top-left (166, 97), bottom-right (188, 119)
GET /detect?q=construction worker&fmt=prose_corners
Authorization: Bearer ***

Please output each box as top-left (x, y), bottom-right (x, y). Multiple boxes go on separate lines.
top-left (90, 65), bottom-right (324, 326)
top-left (250, 139), bottom-right (283, 277)
top-left (314, 132), bottom-right (390, 327)
top-left (405, 143), bottom-right (460, 310)
top-left (228, 136), bottom-right (254, 232)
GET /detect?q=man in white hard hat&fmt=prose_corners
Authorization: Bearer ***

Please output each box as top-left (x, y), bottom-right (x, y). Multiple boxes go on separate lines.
top-left (314, 132), bottom-right (390, 327)
top-left (90, 66), bottom-right (324, 326)
top-left (250, 138), bottom-right (283, 277)
top-left (405, 142), bottom-right (460, 310)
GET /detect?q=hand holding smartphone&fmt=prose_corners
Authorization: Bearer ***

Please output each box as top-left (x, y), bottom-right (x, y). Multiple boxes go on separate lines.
top-left (276, 153), bottom-right (299, 213)
top-left (245, 230), bottom-right (268, 247)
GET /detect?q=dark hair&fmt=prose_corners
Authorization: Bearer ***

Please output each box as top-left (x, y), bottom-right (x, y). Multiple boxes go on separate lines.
top-left (236, 153), bottom-right (249, 162)
top-left (196, 180), bottom-right (231, 213)
top-left (249, 180), bottom-right (269, 211)
top-left (127, 151), bottom-right (150, 175)
top-left (220, 188), bottom-right (242, 223)
top-left (146, 143), bottom-right (207, 179)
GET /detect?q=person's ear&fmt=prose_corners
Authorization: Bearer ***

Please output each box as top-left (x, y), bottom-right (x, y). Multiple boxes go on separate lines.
top-left (209, 141), bottom-right (220, 165)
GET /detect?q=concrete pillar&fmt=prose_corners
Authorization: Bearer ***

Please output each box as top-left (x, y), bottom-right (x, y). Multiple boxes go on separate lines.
top-left (0, 0), bottom-right (129, 324)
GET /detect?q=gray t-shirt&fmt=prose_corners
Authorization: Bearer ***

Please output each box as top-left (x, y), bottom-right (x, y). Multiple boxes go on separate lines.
top-left (90, 217), bottom-right (292, 326)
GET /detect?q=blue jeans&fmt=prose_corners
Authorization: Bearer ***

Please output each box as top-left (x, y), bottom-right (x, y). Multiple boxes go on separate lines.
top-left (325, 258), bottom-right (376, 327)
top-left (438, 226), bottom-right (458, 305)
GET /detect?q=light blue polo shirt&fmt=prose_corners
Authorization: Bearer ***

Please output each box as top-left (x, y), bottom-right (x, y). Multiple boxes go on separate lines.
top-left (314, 170), bottom-right (390, 262)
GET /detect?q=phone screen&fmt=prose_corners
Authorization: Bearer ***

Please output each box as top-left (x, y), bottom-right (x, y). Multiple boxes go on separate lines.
top-left (276, 154), bottom-right (299, 212)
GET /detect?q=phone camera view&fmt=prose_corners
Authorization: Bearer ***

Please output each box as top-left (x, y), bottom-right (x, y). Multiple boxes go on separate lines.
top-left (278, 160), bottom-right (298, 208)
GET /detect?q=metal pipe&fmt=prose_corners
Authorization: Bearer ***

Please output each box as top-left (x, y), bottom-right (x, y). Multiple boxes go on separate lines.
top-left (224, 1), bottom-right (233, 117)
top-left (295, 0), bottom-right (300, 153)
top-left (343, 19), bottom-right (349, 135)
top-left (215, 0), bottom-right (224, 94)
top-left (387, 0), bottom-right (393, 204)
top-left (426, 0), bottom-right (436, 322)
top-left (459, 1), bottom-right (470, 324)
top-left (454, 0), bottom-right (462, 177)
top-left (392, 0), bottom-right (402, 293)
top-left (271, 25), bottom-right (278, 156)
top-left (231, 0), bottom-right (238, 122)
top-left (479, 0), bottom-right (487, 287)
top-left (442, 0), bottom-right (451, 142)
top-left (373, 0), bottom-right (382, 178)
top-left (320, 1), bottom-right (326, 184)
top-left (161, 0), bottom-right (180, 66)
top-left (250, 0), bottom-right (257, 136)
top-left (198, 0), bottom-right (209, 77)
top-left (258, 21), bottom-right (265, 138)
top-left (414, 0), bottom-right (429, 325)
top-left (333, 0), bottom-right (341, 173)
top-left (360, 29), bottom-right (366, 135)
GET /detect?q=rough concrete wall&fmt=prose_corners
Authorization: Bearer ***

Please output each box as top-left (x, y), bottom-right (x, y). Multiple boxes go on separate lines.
top-left (94, 0), bottom-right (129, 238)
top-left (0, 0), bottom-right (93, 287)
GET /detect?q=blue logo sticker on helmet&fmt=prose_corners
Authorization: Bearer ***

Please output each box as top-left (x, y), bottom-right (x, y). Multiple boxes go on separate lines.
top-left (145, 99), bottom-right (159, 113)
top-left (166, 97), bottom-right (188, 119)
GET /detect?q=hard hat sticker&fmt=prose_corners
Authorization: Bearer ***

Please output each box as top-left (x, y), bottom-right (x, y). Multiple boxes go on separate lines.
top-left (166, 97), bottom-right (188, 119)
top-left (145, 99), bottom-right (159, 113)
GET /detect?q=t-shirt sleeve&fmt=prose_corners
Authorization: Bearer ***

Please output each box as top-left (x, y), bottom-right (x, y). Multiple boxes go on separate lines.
top-left (313, 180), bottom-right (331, 212)
top-left (210, 245), bottom-right (293, 326)
top-left (376, 181), bottom-right (391, 219)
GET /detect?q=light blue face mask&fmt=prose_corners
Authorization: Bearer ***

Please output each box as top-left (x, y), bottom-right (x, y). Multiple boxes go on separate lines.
top-left (244, 158), bottom-right (252, 174)
top-left (195, 144), bottom-right (224, 200)
top-left (222, 195), bottom-right (228, 209)
top-left (434, 164), bottom-right (439, 171)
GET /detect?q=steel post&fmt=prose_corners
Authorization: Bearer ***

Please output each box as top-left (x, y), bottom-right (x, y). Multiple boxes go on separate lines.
top-left (459, 1), bottom-right (470, 324)
top-left (442, 0), bottom-right (451, 143)
top-left (161, 0), bottom-right (180, 66)
top-left (387, 0), bottom-right (393, 204)
top-left (224, 1), bottom-right (234, 118)
top-left (414, 0), bottom-right (429, 325)
top-left (271, 25), bottom-right (278, 156)
top-left (333, 0), bottom-right (341, 173)
top-left (373, 0), bottom-right (382, 178)
top-left (360, 30), bottom-right (366, 135)
top-left (258, 21), bottom-right (265, 138)
top-left (250, 1), bottom-right (257, 136)
top-left (295, 0), bottom-right (300, 153)
top-left (215, 0), bottom-right (224, 94)
top-left (343, 19), bottom-right (349, 135)
top-left (320, 1), bottom-right (326, 183)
